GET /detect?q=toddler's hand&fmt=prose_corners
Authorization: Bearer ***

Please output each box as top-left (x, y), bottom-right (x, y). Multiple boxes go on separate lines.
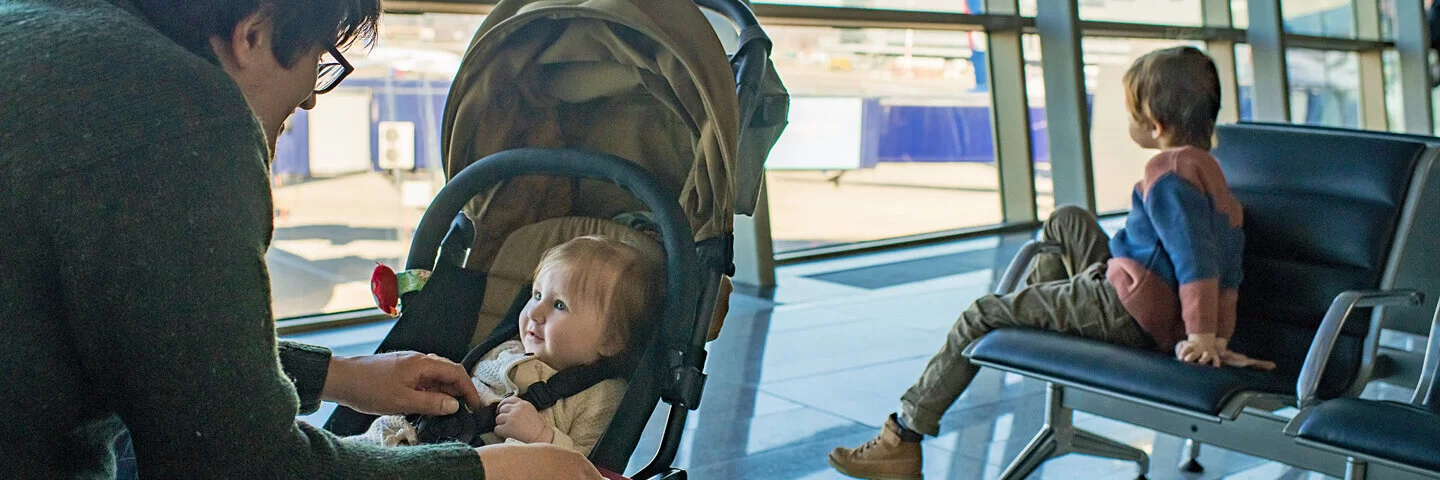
top-left (1220, 349), bottom-right (1278, 371)
top-left (1175, 334), bottom-right (1223, 367)
top-left (494, 396), bottom-right (554, 444)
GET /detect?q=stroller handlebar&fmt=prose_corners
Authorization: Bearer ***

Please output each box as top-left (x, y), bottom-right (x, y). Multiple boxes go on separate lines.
top-left (694, 0), bottom-right (762, 34)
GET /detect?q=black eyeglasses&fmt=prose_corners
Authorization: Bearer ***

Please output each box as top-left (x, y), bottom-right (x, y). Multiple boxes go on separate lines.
top-left (315, 44), bottom-right (353, 94)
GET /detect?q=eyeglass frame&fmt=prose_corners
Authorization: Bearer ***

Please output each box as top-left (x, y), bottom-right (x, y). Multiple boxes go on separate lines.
top-left (315, 44), bottom-right (354, 95)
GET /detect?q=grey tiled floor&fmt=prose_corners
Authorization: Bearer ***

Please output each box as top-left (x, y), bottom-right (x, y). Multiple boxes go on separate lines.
top-left (289, 227), bottom-right (1365, 479)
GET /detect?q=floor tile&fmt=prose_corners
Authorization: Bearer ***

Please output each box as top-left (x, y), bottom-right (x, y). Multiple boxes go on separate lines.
top-left (1221, 462), bottom-right (1338, 480)
top-left (684, 428), bottom-right (979, 480)
top-left (765, 303), bottom-right (874, 334)
top-left (766, 275), bottom-right (873, 305)
top-left (762, 359), bottom-right (1045, 429)
top-left (754, 320), bottom-right (939, 384)
top-left (811, 281), bottom-right (991, 334)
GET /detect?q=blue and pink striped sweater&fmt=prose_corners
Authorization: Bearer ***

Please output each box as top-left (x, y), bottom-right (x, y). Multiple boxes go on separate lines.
top-left (1106, 146), bottom-right (1245, 349)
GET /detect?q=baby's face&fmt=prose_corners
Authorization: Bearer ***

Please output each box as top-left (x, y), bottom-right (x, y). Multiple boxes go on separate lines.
top-left (518, 263), bottom-right (618, 371)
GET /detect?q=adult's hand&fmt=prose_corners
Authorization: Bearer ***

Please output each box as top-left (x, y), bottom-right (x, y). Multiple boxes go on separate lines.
top-left (477, 443), bottom-right (604, 480)
top-left (322, 351), bottom-right (481, 415)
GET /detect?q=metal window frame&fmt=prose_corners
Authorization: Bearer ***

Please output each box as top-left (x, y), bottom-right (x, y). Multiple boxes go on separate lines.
top-left (1394, 0), bottom-right (1435, 134)
top-left (1247, 0), bottom-right (1290, 122)
top-left (1355, 0), bottom-right (1390, 130)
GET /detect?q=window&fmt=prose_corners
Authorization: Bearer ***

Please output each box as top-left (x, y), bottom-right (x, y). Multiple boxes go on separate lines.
top-left (1021, 0), bottom-right (1204, 26)
top-left (1233, 0), bottom-right (1357, 37)
top-left (762, 26), bottom-right (1004, 252)
top-left (1234, 44), bottom-right (1361, 128)
top-left (268, 13), bottom-right (484, 319)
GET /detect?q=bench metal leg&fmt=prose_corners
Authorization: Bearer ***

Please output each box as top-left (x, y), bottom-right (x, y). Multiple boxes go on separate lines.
top-left (1345, 458), bottom-right (1367, 480)
top-left (1179, 438), bottom-right (1204, 473)
top-left (1072, 428), bottom-right (1150, 473)
top-left (999, 425), bottom-right (1060, 480)
top-left (1000, 384), bottom-right (1151, 480)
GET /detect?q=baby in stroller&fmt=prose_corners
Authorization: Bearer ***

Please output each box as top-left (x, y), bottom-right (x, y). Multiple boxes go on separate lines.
top-left (352, 235), bottom-right (663, 455)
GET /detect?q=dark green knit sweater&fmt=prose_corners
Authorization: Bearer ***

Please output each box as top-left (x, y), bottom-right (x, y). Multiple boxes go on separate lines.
top-left (0, 0), bottom-right (484, 477)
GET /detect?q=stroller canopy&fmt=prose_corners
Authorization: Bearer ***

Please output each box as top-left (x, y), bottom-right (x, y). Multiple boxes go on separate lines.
top-left (442, 0), bottom-right (744, 269)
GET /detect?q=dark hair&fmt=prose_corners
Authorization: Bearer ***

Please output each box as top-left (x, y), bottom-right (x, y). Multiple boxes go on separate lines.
top-left (131, 0), bottom-right (380, 67)
top-left (1123, 46), bottom-right (1222, 150)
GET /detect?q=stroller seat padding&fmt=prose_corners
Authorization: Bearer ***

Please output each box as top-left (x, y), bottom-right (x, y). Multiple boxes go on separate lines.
top-left (472, 216), bottom-right (660, 346)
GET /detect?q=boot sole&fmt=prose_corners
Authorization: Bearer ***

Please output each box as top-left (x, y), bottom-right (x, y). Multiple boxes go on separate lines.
top-left (827, 455), bottom-right (922, 480)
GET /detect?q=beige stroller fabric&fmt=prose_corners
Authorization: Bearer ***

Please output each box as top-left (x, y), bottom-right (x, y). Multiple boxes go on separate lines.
top-left (441, 0), bottom-right (742, 271)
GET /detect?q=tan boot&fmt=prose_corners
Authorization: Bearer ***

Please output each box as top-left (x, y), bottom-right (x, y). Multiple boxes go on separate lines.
top-left (828, 415), bottom-right (923, 480)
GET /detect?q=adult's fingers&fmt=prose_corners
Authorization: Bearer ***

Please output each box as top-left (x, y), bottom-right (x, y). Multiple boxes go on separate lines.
top-left (402, 389), bottom-right (462, 416)
top-left (412, 356), bottom-right (482, 409)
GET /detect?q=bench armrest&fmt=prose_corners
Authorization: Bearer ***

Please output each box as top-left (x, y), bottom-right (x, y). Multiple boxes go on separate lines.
top-left (993, 240), bottom-right (1064, 295)
top-left (1414, 303), bottom-right (1440, 406)
top-left (1298, 289), bottom-right (1424, 408)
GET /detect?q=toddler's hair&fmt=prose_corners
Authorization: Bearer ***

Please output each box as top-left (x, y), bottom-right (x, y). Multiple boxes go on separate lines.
top-left (1124, 46), bottom-right (1222, 150)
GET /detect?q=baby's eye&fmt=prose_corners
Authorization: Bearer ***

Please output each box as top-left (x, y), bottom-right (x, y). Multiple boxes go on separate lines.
top-left (532, 290), bottom-right (541, 301)
top-left (554, 300), bottom-right (567, 311)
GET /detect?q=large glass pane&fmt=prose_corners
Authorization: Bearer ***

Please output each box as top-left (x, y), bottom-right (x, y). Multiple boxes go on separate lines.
top-left (1234, 45), bottom-right (1361, 128)
top-left (1287, 49), bottom-right (1362, 127)
top-left (764, 26), bottom-right (1003, 252)
top-left (1377, 0), bottom-right (1437, 41)
top-left (1381, 49), bottom-right (1440, 135)
top-left (1022, 34), bottom-right (1054, 220)
top-left (269, 13), bottom-right (484, 319)
top-left (1020, 0), bottom-right (1204, 26)
top-left (1232, 0), bottom-right (1356, 36)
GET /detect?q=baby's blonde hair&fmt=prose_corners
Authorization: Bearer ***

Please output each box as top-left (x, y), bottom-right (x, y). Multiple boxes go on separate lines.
top-left (533, 235), bottom-right (663, 359)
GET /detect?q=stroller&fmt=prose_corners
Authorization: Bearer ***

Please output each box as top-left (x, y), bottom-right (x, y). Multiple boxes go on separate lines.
top-left (323, 0), bottom-right (789, 478)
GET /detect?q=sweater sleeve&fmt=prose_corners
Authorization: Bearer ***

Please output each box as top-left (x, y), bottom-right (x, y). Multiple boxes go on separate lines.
top-left (45, 121), bottom-right (485, 479)
top-left (1143, 173), bottom-right (1222, 336)
top-left (278, 341), bottom-right (332, 415)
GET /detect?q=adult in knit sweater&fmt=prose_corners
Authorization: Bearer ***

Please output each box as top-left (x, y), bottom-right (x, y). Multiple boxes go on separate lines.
top-left (0, 0), bottom-right (601, 478)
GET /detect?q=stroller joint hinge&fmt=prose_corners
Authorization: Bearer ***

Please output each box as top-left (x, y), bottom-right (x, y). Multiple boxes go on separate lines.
top-left (671, 365), bottom-right (707, 410)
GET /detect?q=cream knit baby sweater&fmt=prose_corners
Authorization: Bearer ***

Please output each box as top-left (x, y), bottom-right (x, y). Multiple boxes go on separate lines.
top-left (356, 341), bottom-right (626, 455)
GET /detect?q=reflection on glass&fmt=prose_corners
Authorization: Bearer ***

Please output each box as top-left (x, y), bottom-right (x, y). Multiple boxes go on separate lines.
top-left (1381, 49), bottom-right (1440, 135)
top-left (1232, 0), bottom-right (1356, 37)
top-left (1233, 44), bottom-right (1361, 128)
top-left (763, 26), bottom-right (1004, 252)
top-left (1020, 0), bottom-right (1203, 26)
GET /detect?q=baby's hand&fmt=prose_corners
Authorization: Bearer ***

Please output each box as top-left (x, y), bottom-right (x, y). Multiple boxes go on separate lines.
top-left (494, 396), bottom-right (554, 444)
top-left (1175, 333), bottom-right (1223, 367)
